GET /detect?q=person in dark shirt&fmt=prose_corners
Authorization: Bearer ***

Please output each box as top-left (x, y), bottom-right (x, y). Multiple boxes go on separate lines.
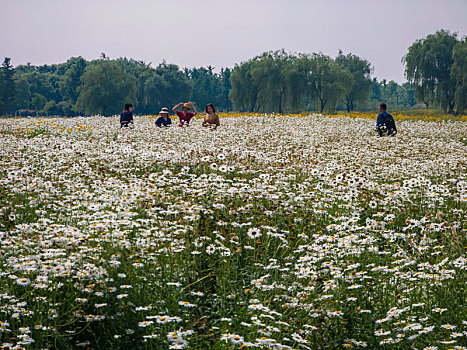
top-left (120, 103), bottom-right (134, 128)
top-left (376, 103), bottom-right (397, 137)
top-left (155, 107), bottom-right (172, 127)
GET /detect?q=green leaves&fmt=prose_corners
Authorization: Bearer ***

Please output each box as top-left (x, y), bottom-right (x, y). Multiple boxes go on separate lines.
top-left (75, 60), bottom-right (136, 116)
top-left (451, 38), bottom-right (467, 113)
top-left (230, 50), bottom-right (360, 113)
top-left (0, 57), bottom-right (16, 114)
top-left (403, 30), bottom-right (458, 113)
top-left (300, 53), bottom-right (354, 113)
top-left (335, 52), bottom-right (373, 112)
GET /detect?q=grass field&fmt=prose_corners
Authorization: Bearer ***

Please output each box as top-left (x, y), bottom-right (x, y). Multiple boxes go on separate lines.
top-left (1, 114), bottom-right (466, 350)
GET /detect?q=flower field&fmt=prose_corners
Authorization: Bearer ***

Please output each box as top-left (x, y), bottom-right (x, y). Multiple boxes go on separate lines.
top-left (1, 114), bottom-right (466, 350)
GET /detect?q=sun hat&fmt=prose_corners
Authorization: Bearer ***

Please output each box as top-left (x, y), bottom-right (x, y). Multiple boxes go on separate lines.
top-left (159, 107), bottom-right (169, 115)
top-left (182, 103), bottom-right (191, 110)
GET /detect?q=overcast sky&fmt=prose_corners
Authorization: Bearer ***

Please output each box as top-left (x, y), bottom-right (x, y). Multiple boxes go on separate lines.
top-left (3, 0), bottom-right (467, 83)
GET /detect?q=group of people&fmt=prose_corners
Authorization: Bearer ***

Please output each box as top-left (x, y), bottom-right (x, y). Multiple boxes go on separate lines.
top-left (121, 101), bottom-right (397, 137)
top-left (120, 102), bottom-right (220, 129)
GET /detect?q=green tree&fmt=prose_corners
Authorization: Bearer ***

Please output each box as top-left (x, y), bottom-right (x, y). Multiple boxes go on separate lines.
top-left (364, 79), bottom-right (417, 111)
top-left (13, 75), bottom-right (31, 110)
top-left (139, 62), bottom-right (192, 113)
top-left (230, 51), bottom-right (306, 113)
top-left (58, 57), bottom-right (87, 107)
top-left (335, 51), bottom-right (373, 112)
top-left (57, 101), bottom-right (74, 116)
top-left (119, 58), bottom-right (155, 114)
top-left (250, 50), bottom-right (302, 113)
top-left (230, 60), bottom-right (260, 112)
top-left (403, 30), bottom-right (458, 113)
top-left (25, 71), bottom-right (57, 102)
top-left (0, 70), bottom-right (4, 113)
top-left (371, 78), bottom-right (381, 101)
top-left (154, 62), bottom-right (192, 110)
top-left (1, 58), bottom-right (16, 114)
top-left (402, 82), bottom-right (417, 107)
top-left (75, 60), bottom-right (136, 116)
top-left (217, 68), bottom-right (232, 111)
top-left (31, 93), bottom-right (46, 111)
top-left (43, 100), bottom-right (59, 116)
top-left (186, 66), bottom-right (218, 111)
top-left (143, 74), bottom-right (167, 112)
top-left (301, 53), bottom-right (353, 113)
top-left (251, 51), bottom-right (284, 112)
top-left (451, 38), bottom-right (467, 113)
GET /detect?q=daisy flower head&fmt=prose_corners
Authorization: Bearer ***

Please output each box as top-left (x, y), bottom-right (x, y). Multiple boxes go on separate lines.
top-left (138, 321), bottom-right (154, 327)
top-left (178, 301), bottom-right (196, 308)
top-left (247, 227), bottom-right (261, 239)
top-left (16, 277), bottom-right (31, 286)
top-left (156, 316), bottom-right (170, 324)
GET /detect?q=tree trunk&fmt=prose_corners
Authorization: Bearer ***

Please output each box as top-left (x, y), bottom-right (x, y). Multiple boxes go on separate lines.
top-left (448, 101), bottom-right (455, 115)
top-left (278, 91), bottom-right (283, 114)
top-left (249, 92), bottom-right (258, 112)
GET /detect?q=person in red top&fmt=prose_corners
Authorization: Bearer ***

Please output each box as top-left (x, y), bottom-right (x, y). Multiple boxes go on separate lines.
top-left (172, 102), bottom-right (198, 127)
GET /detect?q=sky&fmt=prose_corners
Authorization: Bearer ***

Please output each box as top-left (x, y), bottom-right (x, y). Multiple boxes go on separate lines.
top-left (2, 0), bottom-right (467, 83)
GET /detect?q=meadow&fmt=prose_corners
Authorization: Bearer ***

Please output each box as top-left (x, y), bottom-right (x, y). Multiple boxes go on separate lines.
top-left (0, 114), bottom-right (466, 350)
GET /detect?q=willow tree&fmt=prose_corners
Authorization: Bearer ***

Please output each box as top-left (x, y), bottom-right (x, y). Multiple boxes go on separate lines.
top-left (403, 30), bottom-right (458, 113)
top-left (142, 62), bottom-right (192, 112)
top-left (252, 50), bottom-right (308, 113)
top-left (76, 60), bottom-right (136, 116)
top-left (230, 50), bottom-right (306, 113)
top-left (301, 53), bottom-right (353, 113)
top-left (335, 51), bottom-right (373, 112)
top-left (451, 38), bottom-right (467, 114)
top-left (229, 60), bottom-right (260, 112)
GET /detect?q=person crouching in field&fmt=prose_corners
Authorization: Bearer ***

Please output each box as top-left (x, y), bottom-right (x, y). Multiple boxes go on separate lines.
top-left (376, 103), bottom-right (397, 137)
top-left (120, 103), bottom-right (134, 128)
top-left (172, 102), bottom-right (197, 127)
top-left (202, 103), bottom-right (220, 129)
top-left (155, 107), bottom-right (172, 127)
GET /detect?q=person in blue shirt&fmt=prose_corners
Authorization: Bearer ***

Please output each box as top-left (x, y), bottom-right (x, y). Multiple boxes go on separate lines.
top-left (155, 108), bottom-right (172, 127)
top-left (376, 103), bottom-right (397, 137)
top-left (120, 103), bottom-right (134, 128)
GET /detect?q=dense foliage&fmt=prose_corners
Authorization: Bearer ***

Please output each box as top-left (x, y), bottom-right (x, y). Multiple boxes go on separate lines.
top-left (0, 55), bottom-right (233, 117)
top-left (1, 29), bottom-right (466, 116)
top-left (403, 30), bottom-right (465, 114)
top-left (228, 51), bottom-right (414, 114)
top-left (0, 52), bottom-right (416, 116)
top-left (451, 38), bottom-right (467, 113)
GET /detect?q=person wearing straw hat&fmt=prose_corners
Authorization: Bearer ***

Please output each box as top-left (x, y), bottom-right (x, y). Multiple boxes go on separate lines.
top-left (172, 102), bottom-right (198, 127)
top-left (155, 107), bottom-right (172, 127)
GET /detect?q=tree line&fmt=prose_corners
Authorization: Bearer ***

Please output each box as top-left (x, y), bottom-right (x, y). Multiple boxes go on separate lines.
top-left (229, 50), bottom-right (418, 113)
top-left (0, 55), bottom-right (232, 117)
top-left (0, 29), bottom-right (465, 116)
